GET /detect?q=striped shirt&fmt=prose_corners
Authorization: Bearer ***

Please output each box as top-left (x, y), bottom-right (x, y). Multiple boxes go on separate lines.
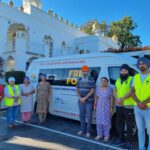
top-left (76, 76), bottom-right (95, 102)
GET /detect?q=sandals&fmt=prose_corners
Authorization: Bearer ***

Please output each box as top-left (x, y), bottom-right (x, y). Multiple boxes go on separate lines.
top-left (95, 135), bottom-right (103, 140)
top-left (8, 124), bottom-right (13, 128)
top-left (77, 131), bottom-right (83, 135)
top-left (85, 133), bottom-right (91, 138)
top-left (104, 137), bottom-right (109, 142)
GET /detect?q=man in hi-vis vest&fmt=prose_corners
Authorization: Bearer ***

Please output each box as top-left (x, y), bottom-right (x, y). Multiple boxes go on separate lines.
top-left (114, 64), bottom-right (135, 150)
top-left (4, 77), bottom-right (21, 128)
top-left (132, 57), bottom-right (150, 150)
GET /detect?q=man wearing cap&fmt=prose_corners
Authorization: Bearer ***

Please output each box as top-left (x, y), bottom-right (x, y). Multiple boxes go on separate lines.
top-left (4, 77), bottom-right (21, 128)
top-left (114, 64), bottom-right (135, 149)
top-left (76, 65), bottom-right (95, 138)
top-left (132, 57), bottom-right (150, 150)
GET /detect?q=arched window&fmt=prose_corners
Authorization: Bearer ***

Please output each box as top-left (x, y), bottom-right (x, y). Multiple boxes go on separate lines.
top-left (7, 23), bottom-right (27, 52)
top-left (44, 35), bottom-right (53, 57)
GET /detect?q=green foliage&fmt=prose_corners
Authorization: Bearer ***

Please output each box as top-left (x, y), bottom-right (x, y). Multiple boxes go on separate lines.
top-left (81, 20), bottom-right (96, 35)
top-left (109, 16), bottom-right (141, 49)
top-left (81, 19), bottom-right (109, 36)
top-left (5, 71), bottom-right (25, 84)
top-left (81, 16), bottom-right (142, 50)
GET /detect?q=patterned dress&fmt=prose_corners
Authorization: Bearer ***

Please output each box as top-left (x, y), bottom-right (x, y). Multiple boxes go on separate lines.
top-left (96, 87), bottom-right (113, 127)
top-left (36, 82), bottom-right (51, 114)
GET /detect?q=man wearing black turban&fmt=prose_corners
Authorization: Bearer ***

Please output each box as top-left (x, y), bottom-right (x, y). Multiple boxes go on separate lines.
top-left (114, 64), bottom-right (135, 149)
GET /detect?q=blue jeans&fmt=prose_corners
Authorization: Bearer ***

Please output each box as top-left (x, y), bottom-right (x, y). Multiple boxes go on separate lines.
top-left (78, 101), bottom-right (93, 133)
top-left (134, 106), bottom-right (150, 150)
top-left (7, 106), bottom-right (19, 125)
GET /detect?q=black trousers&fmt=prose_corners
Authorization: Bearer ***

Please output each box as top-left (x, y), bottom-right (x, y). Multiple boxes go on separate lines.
top-left (116, 106), bottom-right (135, 143)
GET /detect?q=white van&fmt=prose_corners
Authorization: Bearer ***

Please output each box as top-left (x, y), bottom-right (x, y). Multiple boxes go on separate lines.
top-left (27, 52), bottom-right (139, 123)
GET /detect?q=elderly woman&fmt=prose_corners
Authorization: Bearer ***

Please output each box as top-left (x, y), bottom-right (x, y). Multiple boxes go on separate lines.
top-left (4, 77), bottom-right (21, 128)
top-left (20, 77), bottom-right (35, 123)
top-left (36, 74), bottom-right (51, 124)
top-left (94, 77), bottom-right (113, 142)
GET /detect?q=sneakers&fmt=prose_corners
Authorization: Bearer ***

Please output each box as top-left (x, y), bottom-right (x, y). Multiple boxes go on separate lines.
top-left (77, 131), bottom-right (83, 135)
top-left (85, 133), bottom-right (91, 138)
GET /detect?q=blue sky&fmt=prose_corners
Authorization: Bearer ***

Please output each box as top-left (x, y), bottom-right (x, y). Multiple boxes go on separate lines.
top-left (4, 0), bottom-right (150, 46)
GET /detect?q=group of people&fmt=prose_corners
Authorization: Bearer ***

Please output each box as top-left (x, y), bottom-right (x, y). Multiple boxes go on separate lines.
top-left (0, 74), bottom-right (51, 128)
top-left (76, 57), bottom-right (150, 150)
top-left (0, 56), bottom-right (150, 150)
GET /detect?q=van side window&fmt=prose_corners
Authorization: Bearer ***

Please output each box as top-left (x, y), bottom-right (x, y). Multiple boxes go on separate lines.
top-left (108, 67), bottom-right (120, 85)
top-left (108, 66), bottom-right (138, 85)
top-left (40, 67), bottom-right (100, 87)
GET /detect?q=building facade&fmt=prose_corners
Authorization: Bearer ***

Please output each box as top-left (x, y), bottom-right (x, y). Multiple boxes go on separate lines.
top-left (0, 0), bottom-right (119, 72)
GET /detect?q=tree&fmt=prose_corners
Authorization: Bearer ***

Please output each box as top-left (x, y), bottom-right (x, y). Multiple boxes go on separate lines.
top-left (109, 16), bottom-right (141, 50)
top-left (80, 20), bottom-right (109, 36)
top-left (80, 16), bottom-right (142, 50)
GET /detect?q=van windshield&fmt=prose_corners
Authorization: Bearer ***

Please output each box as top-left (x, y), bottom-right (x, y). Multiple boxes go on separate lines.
top-left (39, 67), bottom-right (100, 86)
top-left (108, 66), bottom-right (138, 85)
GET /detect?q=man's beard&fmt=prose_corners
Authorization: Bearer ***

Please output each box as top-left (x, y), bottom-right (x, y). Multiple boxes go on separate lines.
top-left (140, 67), bottom-right (147, 72)
top-left (120, 74), bottom-right (129, 81)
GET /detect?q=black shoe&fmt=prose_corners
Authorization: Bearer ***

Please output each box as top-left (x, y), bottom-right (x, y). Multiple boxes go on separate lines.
top-left (114, 138), bottom-right (125, 145)
top-left (125, 142), bottom-right (133, 150)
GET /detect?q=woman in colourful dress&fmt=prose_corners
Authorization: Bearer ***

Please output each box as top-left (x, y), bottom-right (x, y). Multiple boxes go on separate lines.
top-left (36, 74), bottom-right (51, 124)
top-left (20, 77), bottom-right (35, 123)
top-left (94, 77), bottom-right (113, 141)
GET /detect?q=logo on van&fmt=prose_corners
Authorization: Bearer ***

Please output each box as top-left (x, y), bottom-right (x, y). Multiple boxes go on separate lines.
top-left (66, 69), bottom-right (82, 85)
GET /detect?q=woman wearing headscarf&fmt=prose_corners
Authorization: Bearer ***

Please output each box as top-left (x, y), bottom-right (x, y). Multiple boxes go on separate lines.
top-left (20, 77), bottom-right (35, 123)
top-left (36, 74), bottom-right (51, 124)
top-left (4, 77), bottom-right (21, 128)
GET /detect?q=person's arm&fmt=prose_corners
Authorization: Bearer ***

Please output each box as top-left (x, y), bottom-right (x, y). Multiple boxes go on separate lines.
top-left (118, 90), bottom-right (132, 105)
top-left (17, 86), bottom-right (21, 98)
top-left (131, 87), bottom-right (139, 104)
top-left (76, 88), bottom-right (82, 100)
top-left (47, 83), bottom-right (51, 102)
top-left (84, 88), bottom-right (95, 101)
top-left (83, 78), bottom-right (95, 101)
top-left (141, 97), bottom-right (150, 105)
top-left (110, 95), bottom-right (114, 113)
top-left (113, 88), bottom-right (117, 99)
top-left (131, 86), bottom-right (147, 109)
top-left (94, 95), bottom-right (98, 110)
top-left (4, 86), bottom-right (14, 98)
top-left (76, 79), bottom-right (82, 100)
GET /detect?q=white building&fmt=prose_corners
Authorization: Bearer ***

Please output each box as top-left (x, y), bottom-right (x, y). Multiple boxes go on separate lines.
top-left (0, 0), bottom-right (119, 72)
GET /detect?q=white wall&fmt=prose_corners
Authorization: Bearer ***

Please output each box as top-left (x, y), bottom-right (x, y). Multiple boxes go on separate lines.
top-left (0, 2), bottom-right (87, 57)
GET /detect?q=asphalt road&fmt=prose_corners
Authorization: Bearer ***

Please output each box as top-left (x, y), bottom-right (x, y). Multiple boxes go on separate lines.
top-left (0, 111), bottom-right (138, 150)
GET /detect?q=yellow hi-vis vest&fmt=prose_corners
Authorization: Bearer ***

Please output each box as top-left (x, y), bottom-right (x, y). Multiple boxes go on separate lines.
top-left (4, 85), bottom-right (21, 107)
top-left (116, 76), bottom-right (135, 106)
top-left (134, 73), bottom-right (150, 107)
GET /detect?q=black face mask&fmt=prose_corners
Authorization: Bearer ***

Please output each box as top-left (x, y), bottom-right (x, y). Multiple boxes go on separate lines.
top-left (120, 74), bottom-right (129, 82)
